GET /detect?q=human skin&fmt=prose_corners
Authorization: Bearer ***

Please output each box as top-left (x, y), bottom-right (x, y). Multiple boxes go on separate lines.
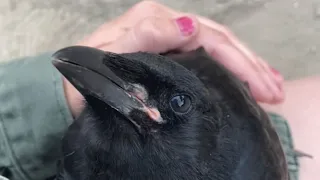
top-left (63, 1), bottom-right (284, 118)
top-left (61, 1), bottom-right (319, 180)
top-left (260, 76), bottom-right (320, 180)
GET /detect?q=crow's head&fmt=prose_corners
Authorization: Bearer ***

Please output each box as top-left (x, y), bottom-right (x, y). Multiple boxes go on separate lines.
top-left (52, 46), bottom-right (288, 180)
top-left (52, 46), bottom-right (213, 136)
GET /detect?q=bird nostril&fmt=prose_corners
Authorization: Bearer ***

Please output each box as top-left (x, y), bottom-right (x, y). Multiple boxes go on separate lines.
top-left (131, 92), bottom-right (145, 102)
top-left (127, 83), bottom-right (148, 103)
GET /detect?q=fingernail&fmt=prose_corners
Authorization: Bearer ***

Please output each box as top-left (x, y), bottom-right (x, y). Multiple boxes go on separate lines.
top-left (271, 67), bottom-right (280, 76)
top-left (270, 67), bottom-right (284, 82)
top-left (175, 16), bottom-right (194, 36)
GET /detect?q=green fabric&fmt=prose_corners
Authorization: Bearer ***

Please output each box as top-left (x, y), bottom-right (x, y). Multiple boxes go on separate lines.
top-left (0, 52), bottom-right (299, 180)
top-left (0, 53), bottom-right (73, 180)
top-left (268, 113), bottom-right (299, 180)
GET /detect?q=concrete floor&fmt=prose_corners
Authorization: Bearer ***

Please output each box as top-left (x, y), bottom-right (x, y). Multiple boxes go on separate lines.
top-left (0, 0), bottom-right (319, 80)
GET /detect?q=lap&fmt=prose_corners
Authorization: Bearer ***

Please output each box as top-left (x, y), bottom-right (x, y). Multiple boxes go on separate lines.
top-left (268, 113), bottom-right (299, 180)
top-left (260, 76), bottom-right (320, 180)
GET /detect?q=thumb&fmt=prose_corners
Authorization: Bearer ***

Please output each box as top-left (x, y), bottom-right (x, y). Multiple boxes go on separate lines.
top-left (101, 15), bottom-right (199, 53)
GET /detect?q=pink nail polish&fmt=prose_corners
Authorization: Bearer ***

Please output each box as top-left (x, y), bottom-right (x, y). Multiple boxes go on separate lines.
top-left (270, 67), bottom-right (284, 82)
top-left (271, 67), bottom-right (280, 76)
top-left (176, 16), bottom-right (194, 36)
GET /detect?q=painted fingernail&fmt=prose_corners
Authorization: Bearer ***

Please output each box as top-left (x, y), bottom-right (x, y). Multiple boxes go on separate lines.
top-left (175, 16), bottom-right (194, 36)
top-left (270, 67), bottom-right (284, 82)
top-left (271, 67), bottom-right (280, 76)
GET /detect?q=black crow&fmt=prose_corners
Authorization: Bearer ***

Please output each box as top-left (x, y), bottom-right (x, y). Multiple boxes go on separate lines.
top-left (51, 46), bottom-right (289, 180)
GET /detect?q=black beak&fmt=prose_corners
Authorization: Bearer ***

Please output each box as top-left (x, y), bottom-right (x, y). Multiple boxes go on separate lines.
top-left (52, 46), bottom-right (145, 128)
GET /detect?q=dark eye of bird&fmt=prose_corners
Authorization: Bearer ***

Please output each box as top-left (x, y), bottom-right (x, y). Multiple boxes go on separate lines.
top-left (169, 95), bottom-right (192, 114)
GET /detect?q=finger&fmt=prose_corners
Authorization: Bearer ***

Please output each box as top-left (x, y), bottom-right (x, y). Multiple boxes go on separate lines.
top-left (114, 1), bottom-right (173, 26)
top-left (78, 1), bottom-right (174, 47)
top-left (100, 15), bottom-right (199, 53)
top-left (195, 15), bottom-right (285, 87)
top-left (142, 2), bottom-right (285, 102)
top-left (196, 25), bottom-right (284, 104)
top-left (154, 6), bottom-right (284, 103)
top-left (148, 16), bottom-right (283, 104)
top-left (196, 14), bottom-right (284, 95)
top-left (152, 3), bottom-right (261, 63)
top-left (204, 41), bottom-right (282, 104)
top-left (89, 1), bottom-right (173, 42)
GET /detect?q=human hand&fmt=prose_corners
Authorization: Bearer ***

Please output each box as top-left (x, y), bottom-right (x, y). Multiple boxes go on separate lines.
top-left (63, 1), bottom-right (284, 117)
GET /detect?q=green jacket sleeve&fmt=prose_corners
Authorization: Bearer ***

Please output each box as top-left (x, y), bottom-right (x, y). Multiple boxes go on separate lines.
top-left (0, 53), bottom-right (73, 180)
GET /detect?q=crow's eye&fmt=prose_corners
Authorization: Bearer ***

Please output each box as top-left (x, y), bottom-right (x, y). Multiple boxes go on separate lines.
top-left (170, 95), bottom-right (192, 114)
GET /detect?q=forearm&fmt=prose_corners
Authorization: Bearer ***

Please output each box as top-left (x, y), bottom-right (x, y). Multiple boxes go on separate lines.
top-left (0, 52), bottom-right (73, 180)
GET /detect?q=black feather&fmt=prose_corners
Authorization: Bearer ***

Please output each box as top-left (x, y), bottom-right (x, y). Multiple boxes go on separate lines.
top-left (52, 47), bottom-right (289, 180)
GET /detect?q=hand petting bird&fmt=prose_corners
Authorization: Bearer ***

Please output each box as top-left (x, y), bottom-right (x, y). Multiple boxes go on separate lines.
top-left (51, 46), bottom-right (289, 180)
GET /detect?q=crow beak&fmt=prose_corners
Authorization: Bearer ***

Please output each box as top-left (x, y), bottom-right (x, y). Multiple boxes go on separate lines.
top-left (52, 46), bottom-right (160, 130)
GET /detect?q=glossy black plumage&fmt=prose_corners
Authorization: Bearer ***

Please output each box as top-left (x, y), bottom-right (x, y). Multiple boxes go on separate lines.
top-left (52, 46), bottom-right (289, 180)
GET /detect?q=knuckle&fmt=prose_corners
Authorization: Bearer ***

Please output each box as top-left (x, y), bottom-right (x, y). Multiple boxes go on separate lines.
top-left (132, 1), bottom-right (164, 17)
top-left (136, 17), bottom-right (166, 38)
top-left (136, 0), bottom-right (160, 7)
top-left (132, 17), bottom-right (172, 49)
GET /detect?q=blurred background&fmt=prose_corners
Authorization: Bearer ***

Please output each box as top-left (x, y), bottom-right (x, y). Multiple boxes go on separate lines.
top-left (0, 0), bottom-right (319, 80)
